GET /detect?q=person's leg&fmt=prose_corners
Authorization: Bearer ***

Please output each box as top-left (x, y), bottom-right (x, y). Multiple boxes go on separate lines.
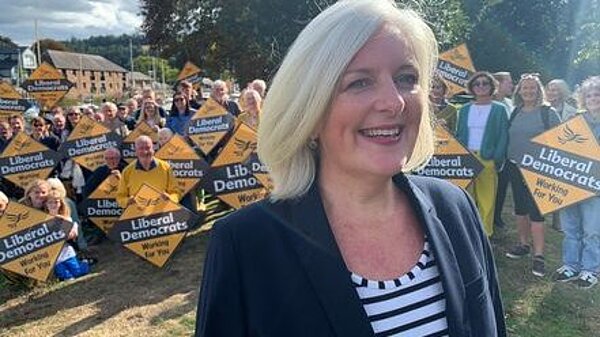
top-left (579, 197), bottom-right (600, 275)
top-left (494, 164), bottom-right (509, 228)
top-left (559, 205), bottom-right (583, 271)
top-left (473, 156), bottom-right (497, 236)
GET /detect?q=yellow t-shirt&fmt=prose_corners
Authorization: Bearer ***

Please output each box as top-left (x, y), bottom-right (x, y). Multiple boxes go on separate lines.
top-left (116, 158), bottom-right (181, 208)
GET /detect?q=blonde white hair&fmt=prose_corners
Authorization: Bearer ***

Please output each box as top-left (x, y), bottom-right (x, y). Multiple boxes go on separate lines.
top-left (258, 0), bottom-right (438, 200)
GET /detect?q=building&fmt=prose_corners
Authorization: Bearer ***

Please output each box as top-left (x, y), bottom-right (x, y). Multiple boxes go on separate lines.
top-left (43, 49), bottom-right (128, 100)
top-left (127, 71), bottom-right (153, 91)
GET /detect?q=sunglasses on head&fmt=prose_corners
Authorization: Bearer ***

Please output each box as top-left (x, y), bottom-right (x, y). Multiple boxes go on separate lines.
top-left (521, 73), bottom-right (540, 80)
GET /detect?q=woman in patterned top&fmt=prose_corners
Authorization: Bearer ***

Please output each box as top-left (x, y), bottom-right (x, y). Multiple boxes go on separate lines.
top-left (196, 1), bottom-right (505, 336)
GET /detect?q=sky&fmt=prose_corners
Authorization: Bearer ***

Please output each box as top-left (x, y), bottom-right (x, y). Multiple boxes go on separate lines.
top-left (0, 0), bottom-right (142, 46)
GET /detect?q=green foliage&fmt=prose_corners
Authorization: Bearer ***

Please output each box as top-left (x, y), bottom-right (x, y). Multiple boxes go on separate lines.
top-left (467, 0), bottom-right (599, 86)
top-left (133, 55), bottom-right (179, 84)
top-left (140, 0), bottom-right (473, 85)
top-left (64, 34), bottom-right (146, 70)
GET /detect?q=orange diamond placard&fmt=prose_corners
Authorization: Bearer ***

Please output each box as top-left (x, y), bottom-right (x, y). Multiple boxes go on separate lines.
top-left (516, 115), bottom-right (600, 214)
top-left (21, 62), bottom-right (73, 109)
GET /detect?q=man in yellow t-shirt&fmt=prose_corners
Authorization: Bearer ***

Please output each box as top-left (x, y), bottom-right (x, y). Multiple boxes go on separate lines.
top-left (116, 135), bottom-right (181, 208)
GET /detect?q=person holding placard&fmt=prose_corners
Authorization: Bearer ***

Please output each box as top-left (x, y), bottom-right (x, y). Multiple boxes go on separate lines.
top-left (554, 76), bottom-right (600, 288)
top-left (137, 100), bottom-right (166, 132)
top-left (430, 74), bottom-right (457, 132)
top-left (30, 116), bottom-right (60, 151)
top-left (167, 92), bottom-right (194, 135)
top-left (0, 120), bottom-right (13, 152)
top-left (237, 89), bottom-right (262, 130)
top-left (546, 79), bottom-right (578, 121)
top-left (210, 80), bottom-right (241, 117)
top-left (196, 1), bottom-right (506, 336)
top-left (505, 73), bottom-right (560, 277)
top-left (116, 135), bottom-right (181, 208)
top-left (456, 71), bottom-right (509, 237)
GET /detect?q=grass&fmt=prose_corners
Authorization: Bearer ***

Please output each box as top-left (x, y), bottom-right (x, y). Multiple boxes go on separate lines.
top-left (1, 200), bottom-right (600, 336)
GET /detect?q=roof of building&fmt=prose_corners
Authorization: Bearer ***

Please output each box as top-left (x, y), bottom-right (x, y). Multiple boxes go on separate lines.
top-left (127, 71), bottom-right (153, 81)
top-left (45, 49), bottom-right (127, 73)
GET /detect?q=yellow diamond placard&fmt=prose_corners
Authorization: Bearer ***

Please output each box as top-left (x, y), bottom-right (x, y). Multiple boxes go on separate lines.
top-left (203, 124), bottom-right (266, 209)
top-left (436, 44), bottom-right (476, 96)
top-left (177, 61), bottom-right (203, 90)
top-left (21, 62), bottom-right (73, 109)
top-left (58, 115), bottom-right (122, 171)
top-left (516, 115), bottom-right (600, 214)
top-left (415, 125), bottom-right (483, 189)
top-left (187, 97), bottom-right (235, 156)
top-left (0, 133), bottom-right (63, 189)
top-left (0, 81), bottom-right (32, 118)
top-left (0, 202), bottom-right (72, 282)
top-left (121, 121), bottom-right (159, 163)
top-left (109, 184), bottom-right (199, 267)
top-left (155, 134), bottom-right (209, 197)
top-left (79, 174), bottom-right (123, 233)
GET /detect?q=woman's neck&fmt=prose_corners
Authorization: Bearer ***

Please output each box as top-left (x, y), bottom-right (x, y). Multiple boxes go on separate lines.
top-left (522, 102), bottom-right (537, 111)
top-left (475, 96), bottom-right (492, 104)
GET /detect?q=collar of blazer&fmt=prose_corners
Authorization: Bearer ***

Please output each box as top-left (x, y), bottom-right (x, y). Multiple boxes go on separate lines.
top-left (262, 173), bottom-right (467, 336)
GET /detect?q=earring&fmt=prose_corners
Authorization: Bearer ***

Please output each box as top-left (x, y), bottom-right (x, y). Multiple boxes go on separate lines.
top-left (308, 138), bottom-right (318, 151)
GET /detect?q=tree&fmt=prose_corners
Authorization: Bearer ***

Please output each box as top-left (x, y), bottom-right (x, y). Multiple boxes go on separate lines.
top-left (140, 0), bottom-right (474, 85)
top-left (33, 38), bottom-right (71, 54)
top-left (133, 55), bottom-right (179, 84)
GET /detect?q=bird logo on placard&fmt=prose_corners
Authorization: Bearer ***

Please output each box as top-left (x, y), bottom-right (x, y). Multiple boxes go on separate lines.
top-left (78, 121), bottom-right (95, 136)
top-left (558, 124), bottom-right (587, 144)
top-left (5, 211), bottom-right (29, 229)
top-left (12, 138), bottom-right (31, 152)
top-left (166, 144), bottom-right (182, 156)
top-left (234, 138), bottom-right (257, 157)
top-left (102, 183), bottom-right (119, 195)
top-left (134, 196), bottom-right (161, 210)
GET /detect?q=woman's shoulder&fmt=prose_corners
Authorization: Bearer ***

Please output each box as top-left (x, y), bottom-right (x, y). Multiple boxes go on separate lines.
top-left (211, 199), bottom-right (284, 236)
top-left (406, 175), bottom-right (467, 202)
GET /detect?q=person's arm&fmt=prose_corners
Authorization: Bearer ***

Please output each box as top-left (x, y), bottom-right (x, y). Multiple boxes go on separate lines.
top-left (116, 167), bottom-right (130, 208)
top-left (461, 189), bottom-right (507, 337)
top-left (195, 221), bottom-right (247, 336)
top-left (493, 106), bottom-right (510, 170)
top-left (165, 165), bottom-right (181, 203)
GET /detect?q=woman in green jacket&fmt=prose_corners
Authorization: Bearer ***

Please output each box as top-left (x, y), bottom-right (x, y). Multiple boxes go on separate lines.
top-left (456, 71), bottom-right (509, 236)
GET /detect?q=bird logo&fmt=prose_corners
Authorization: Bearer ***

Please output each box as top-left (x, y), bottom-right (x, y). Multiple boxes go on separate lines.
top-left (134, 196), bottom-right (161, 210)
top-left (4, 211), bottom-right (29, 229)
top-left (166, 144), bottom-right (182, 156)
top-left (102, 182), bottom-right (119, 195)
top-left (558, 124), bottom-right (587, 144)
top-left (233, 138), bottom-right (257, 157)
top-left (12, 137), bottom-right (31, 153)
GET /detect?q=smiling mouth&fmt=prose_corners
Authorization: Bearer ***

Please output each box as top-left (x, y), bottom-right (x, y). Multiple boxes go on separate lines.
top-left (359, 126), bottom-right (402, 140)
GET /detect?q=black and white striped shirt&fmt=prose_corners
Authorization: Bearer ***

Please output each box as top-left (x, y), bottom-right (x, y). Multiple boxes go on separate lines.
top-left (351, 241), bottom-right (449, 337)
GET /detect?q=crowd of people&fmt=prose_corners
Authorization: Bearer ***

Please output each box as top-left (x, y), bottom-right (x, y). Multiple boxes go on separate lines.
top-left (0, 77), bottom-right (267, 283)
top-left (432, 72), bottom-right (600, 288)
top-left (0, 6), bottom-right (598, 337)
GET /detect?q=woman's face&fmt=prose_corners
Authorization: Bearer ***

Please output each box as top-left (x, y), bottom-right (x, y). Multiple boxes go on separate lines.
top-left (519, 79), bottom-right (539, 105)
top-left (471, 76), bottom-right (492, 98)
top-left (546, 83), bottom-right (561, 104)
top-left (46, 198), bottom-right (61, 213)
top-left (317, 28), bottom-right (423, 178)
top-left (32, 122), bottom-right (45, 135)
top-left (429, 81), bottom-right (446, 102)
top-left (30, 185), bottom-right (49, 209)
top-left (174, 95), bottom-right (186, 109)
top-left (585, 88), bottom-right (600, 114)
top-left (144, 104), bottom-right (157, 118)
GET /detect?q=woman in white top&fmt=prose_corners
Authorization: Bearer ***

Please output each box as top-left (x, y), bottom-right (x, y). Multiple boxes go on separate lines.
top-left (456, 72), bottom-right (509, 236)
top-left (546, 79), bottom-right (578, 121)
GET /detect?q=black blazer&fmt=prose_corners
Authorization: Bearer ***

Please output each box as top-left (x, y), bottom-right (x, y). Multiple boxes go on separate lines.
top-left (195, 174), bottom-right (506, 337)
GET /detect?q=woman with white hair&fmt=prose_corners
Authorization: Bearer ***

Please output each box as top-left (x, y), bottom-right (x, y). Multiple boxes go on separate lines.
top-left (546, 79), bottom-right (578, 121)
top-left (554, 76), bottom-right (600, 289)
top-left (195, 1), bottom-right (505, 336)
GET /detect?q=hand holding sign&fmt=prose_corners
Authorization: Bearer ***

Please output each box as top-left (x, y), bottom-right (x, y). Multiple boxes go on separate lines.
top-left (516, 115), bottom-right (600, 214)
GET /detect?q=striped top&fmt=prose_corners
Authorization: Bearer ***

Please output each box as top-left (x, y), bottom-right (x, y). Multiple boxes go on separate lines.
top-left (351, 241), bottom-right (449, 337)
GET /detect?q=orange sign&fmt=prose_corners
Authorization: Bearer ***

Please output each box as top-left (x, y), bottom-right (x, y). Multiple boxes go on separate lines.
top-left (120, 121), bottom-right (158, 163)
top-left (79, 174), bottom-right (123, 233)
top-left (0, 202), bottom-right (72, 282)
top-left (177, 61), bottom-right (203, 90)
top-left (0, 81), bottom-right (31, 118)
top-left (155, 134), bottom-right (209, 197)
top-left (415, 125), bottom-right (483, 189)
top-left (109, 184), bottom-right (199, 267)
top-left (58, 115), bottom-right (122, 171)
top-left (436, 44), bottom-right (476, 95)
top-left (21, 62), bottom-right (73, 109)
top-left (203, 124), bottom-right (266, 209)
top-left (187, 97), bottom-right (235, 156)
top-left (516, 115), bottom-right (600, 214)
top-left (0, 133), bottom-right (62, 189)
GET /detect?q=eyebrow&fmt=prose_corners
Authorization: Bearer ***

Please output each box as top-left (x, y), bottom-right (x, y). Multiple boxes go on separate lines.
top-left (343, 64), bottom-right (419, 77)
